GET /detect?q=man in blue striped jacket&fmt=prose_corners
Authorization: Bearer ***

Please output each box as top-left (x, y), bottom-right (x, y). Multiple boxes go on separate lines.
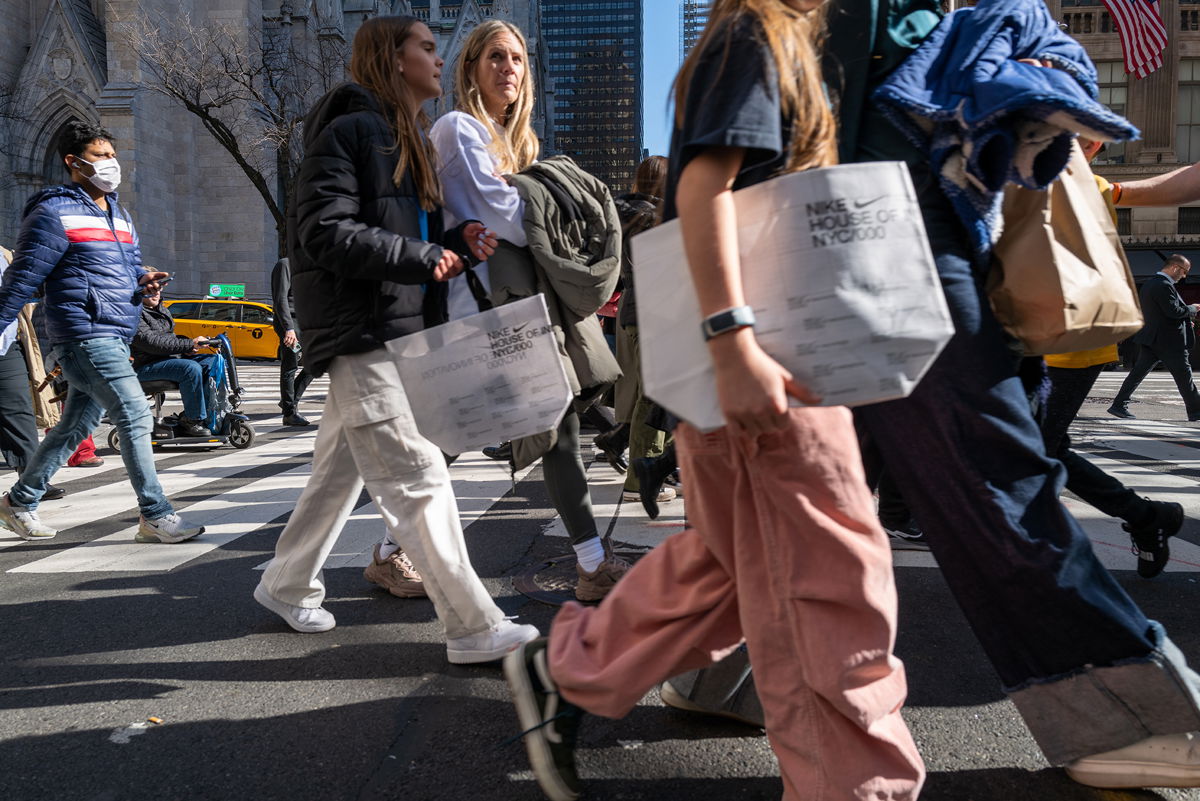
top-left (0, 121), bottom-right (204, 544)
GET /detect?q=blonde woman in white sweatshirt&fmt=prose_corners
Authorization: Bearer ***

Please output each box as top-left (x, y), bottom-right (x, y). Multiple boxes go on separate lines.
top-left (427, 20), bottom-right (628, 602)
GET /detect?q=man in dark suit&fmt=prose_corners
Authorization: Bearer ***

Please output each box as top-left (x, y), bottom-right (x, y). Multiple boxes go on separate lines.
top-left (1109, 254), bottom-right (1200, 420)
top-left (271, 257), bottom-right (313, 427)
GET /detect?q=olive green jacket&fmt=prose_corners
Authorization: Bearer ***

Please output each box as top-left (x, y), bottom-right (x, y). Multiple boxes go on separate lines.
top-left (488, 156), bottom-right (623, 468)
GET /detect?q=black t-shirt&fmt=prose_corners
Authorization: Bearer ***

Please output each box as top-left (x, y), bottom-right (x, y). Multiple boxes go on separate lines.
top-left (663, 14), bottom-right (790, 223)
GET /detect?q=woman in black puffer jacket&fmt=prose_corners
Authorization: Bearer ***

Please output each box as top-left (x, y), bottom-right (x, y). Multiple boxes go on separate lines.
top-left (254, 15), bottom-right (539, 663)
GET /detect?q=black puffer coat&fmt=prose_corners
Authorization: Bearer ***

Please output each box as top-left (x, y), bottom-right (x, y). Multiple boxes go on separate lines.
top-left (288, 83), bottom-right (469, 376)
top-left (131, 303), bottom-right (193, 370)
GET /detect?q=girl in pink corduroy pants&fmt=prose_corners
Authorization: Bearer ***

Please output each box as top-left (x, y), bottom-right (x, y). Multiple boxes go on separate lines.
top-left (504, 2), bottom-right (924, 799)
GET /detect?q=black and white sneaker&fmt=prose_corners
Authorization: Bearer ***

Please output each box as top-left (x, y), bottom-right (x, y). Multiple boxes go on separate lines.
top-left (1125, 500), bottom-right (1184, 579)
top-left (504, 638), bottom-right (584, 801)
top-left (881, 518), bottom-right (931, 551)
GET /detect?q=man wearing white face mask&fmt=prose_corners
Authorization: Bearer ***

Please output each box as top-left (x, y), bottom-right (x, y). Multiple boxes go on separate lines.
top-left (0, 120), bottom-right (204, 543)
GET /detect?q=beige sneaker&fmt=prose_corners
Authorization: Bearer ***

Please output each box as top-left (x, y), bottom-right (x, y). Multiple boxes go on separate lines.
top-left (575, 540), bottom-right (631, 602)
top-left (364, 543), bottom-right (427, 598)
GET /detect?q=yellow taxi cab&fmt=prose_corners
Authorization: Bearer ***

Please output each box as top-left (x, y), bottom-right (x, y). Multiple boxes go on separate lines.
top-left (164, 299), bottom-right (281, 360)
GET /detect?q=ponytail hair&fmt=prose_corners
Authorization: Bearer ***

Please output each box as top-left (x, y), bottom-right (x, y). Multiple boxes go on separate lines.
top-left (350, 15), bottom-right (443, 211)
top-left (673, 0), bottom-right (836, 173)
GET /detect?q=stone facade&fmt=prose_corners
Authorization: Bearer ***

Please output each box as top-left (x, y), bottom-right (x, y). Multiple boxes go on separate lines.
top-left (0, 0), bottom-right (549, 302)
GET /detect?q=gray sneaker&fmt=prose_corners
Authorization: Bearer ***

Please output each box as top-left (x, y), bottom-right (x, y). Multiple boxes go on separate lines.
top-left (136, 512), bottom-right (204, 543)
top-left (0, 493), bottom-right (57, 540)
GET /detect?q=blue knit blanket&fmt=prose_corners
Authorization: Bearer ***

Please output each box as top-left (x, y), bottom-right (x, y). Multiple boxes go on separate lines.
top-left (873, 0), bottom-right (1139, 254)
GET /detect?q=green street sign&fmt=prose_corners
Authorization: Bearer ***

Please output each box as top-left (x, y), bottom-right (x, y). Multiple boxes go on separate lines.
top-left (209, 283), bottom-right (245, 298)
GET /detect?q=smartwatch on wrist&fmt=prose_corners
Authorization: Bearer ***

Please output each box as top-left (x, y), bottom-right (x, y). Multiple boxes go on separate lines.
top-left (701, 305), bottom-right (756, 341)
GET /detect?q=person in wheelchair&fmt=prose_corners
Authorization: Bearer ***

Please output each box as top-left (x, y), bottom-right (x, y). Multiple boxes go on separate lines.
top-left (131, 286), bottom-right (216, 438)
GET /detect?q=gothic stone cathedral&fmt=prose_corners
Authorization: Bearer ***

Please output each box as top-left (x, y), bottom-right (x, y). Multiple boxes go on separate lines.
top-left (0, 0), bottom-right (548, 299)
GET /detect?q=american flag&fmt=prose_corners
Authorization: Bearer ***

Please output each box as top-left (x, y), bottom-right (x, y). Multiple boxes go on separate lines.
top-left (1100, 0), bottom-right (1168, 78)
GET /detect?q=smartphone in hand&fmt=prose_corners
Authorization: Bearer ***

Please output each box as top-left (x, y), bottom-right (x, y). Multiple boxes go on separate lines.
top-left (138, 275), bottom-right (173, 295)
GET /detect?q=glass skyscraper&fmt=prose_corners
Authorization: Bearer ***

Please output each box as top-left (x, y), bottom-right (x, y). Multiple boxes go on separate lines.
top-left (540, 0), bottom-right (643, 190)
top-left (680, 0), bottom-right (711, 61)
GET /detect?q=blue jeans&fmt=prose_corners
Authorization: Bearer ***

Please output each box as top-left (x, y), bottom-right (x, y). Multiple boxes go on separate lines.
top-left (136, 355), bottom-right (217, 422)
top-left (854, 198), bottom-right (1200, 764)
top-left (9, 337), bottom-right (172, 518)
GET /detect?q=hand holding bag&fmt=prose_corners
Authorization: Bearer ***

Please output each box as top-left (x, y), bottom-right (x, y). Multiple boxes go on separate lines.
top-left (633, 162), bottom-right (954, 431)
top-left (988, 140), bottom-right (1142, 355)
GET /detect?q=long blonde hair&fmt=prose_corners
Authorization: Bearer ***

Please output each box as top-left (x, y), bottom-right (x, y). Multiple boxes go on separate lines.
top-left (455, 20), bottom-right (540, 173)
top-left (674, 0), bottom-right (836, 173)
top-left (350, 16), bottom-right (443, 211)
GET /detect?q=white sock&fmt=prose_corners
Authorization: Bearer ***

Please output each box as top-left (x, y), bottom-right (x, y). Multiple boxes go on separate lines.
top-left (574, 536), bottom-right (606, 573)
top-left (378, 533), bottom-right (402, 560)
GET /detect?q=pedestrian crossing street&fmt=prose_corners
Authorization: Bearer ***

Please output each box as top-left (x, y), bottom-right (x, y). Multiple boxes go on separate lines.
top-left (4, 365), bottom-right (1200, 577)
top-left (1089, 369), bottom-right (1197, 406)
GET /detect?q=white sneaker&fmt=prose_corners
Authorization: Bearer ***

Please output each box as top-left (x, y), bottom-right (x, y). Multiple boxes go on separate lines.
top-left (621, 487), bottom-right (676, 503)
top-left (1066, 732), bottom-right (1200, 788)
top-left (253, 582), bottom-right (336, 633)
top-left (136, 512), bottom-right (204, 543)
top-left (446, 619), bottom-right (539, 664)
top-left (0, 493), bottom-right (57, 540)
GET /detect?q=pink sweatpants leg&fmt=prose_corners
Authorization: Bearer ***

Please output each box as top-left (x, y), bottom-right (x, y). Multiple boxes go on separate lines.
top-left (548, 407), bottom-right (924, 801)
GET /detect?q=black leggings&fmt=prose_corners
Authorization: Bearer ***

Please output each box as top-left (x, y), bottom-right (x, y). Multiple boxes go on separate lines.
top-left (541, 409), bottom-right (599, 545)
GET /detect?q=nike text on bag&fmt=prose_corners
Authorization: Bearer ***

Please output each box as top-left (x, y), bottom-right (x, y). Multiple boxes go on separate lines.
top-left (632, 162), bottom-right (954, 431)
top-left (989, 140), bottom-right (1143, 356)
top-left (385, 294), bottom-right (573, 455)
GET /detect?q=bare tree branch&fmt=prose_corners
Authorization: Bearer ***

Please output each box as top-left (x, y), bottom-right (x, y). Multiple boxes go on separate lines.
top-left (118, 10), bottom-right (346, 254)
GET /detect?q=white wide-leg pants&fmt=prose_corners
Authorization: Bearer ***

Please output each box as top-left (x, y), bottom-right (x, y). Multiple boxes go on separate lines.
top-left (260, 347), bottom-right (504, 639)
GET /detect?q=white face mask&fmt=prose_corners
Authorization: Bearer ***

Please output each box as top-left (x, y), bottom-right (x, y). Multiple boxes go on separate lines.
top-left (75, 156), bottom-right (121, 194)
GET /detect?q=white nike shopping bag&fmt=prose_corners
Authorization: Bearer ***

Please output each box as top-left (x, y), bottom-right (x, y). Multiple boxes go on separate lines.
top-left (385, 294), bottom-right (572, 455)
top-left (632, 162), bottom-right (954, 430)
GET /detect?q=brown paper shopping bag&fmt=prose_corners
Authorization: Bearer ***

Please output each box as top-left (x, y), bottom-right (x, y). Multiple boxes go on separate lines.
top-left (988, 140), bottom-right (1142, 356)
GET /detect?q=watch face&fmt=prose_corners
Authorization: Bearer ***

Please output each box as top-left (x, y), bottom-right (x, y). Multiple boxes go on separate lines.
top-left (702, 306), bottom-right (756, 340)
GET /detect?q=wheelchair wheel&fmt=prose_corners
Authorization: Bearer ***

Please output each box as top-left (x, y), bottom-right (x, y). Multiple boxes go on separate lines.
top-left (229, 419), bottom-right (255, 449)
top-left (107, 428), bottom-right (122, 454)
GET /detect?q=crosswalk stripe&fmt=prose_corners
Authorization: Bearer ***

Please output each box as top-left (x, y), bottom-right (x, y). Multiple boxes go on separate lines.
top-left (12, 361), bottom-right (1200, 577)
top-left (9, 462), bottom-right (314, 573)
top-left (255, 452), bottom-right (539, 571)
top-left (1076, 431), bottom-right (1200, 465)
top-left (1, 418), bottom-right (321, 551)
top-left (5, 401), bottom-right (538, 573)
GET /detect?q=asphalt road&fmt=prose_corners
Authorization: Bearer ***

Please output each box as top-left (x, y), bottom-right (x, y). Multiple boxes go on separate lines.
top-left (2, 365), bottom-right (1200, 801)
